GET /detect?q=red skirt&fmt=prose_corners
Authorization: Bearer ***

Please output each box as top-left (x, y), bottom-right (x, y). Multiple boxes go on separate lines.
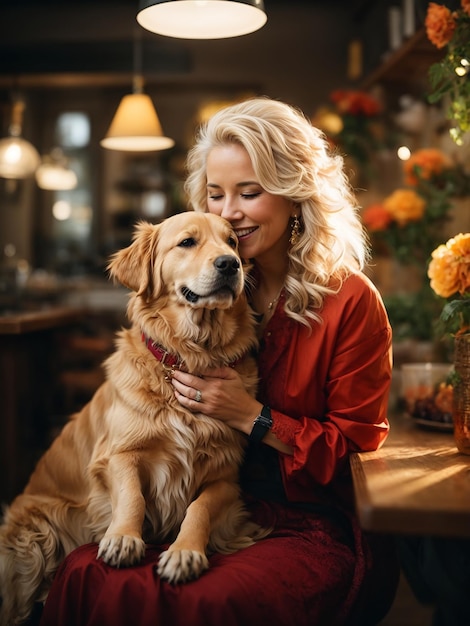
top-left (39, 501), bottom-right (392, 626)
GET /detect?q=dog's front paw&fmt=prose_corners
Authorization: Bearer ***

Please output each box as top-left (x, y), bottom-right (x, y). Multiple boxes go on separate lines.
top-left (157, 549), bottom-right (209, 584)
top-left (98, 534), bottom-right (146, 567)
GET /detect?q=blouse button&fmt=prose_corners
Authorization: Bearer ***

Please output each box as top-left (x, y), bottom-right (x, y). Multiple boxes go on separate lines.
top-left (266, 332), bottom-right (271, 337)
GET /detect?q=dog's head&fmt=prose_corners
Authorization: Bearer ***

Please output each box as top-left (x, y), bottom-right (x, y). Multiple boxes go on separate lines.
top-left (108, 212), bottom-right (245, 311)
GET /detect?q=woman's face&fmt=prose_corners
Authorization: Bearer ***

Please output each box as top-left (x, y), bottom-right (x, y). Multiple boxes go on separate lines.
top-left (205, 143), bottom-right (294, 261)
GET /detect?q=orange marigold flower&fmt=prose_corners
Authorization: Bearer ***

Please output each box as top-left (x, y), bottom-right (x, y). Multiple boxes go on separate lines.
top-left (362, 203), bottom-right (393, 231)
top-left (448, 233), bottom-right (470, 293)
top-left (462, 0), bottom-right (470, 17)
top-left (428, 233), bottom-right (470, 297)
top-left (428, 244), bottom-right (461, 297)
top-left (449, 232), bottom-right (470, 259)
top-left (425, 2), bottom-right (457, 48)
top-left (404, 148), bottom-right (453, 185)
top-left (383, 189), bottom-right (426, 226)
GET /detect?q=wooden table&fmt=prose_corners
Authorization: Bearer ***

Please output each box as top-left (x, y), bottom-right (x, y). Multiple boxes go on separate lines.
top-left (0, 307), bottom-right (84, 504)
top-left (350, 415), bottom-right (470, 538)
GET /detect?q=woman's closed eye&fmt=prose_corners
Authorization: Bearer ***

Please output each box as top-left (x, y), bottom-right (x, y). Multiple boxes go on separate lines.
top-left (208, 192), bottom-right (260, 201)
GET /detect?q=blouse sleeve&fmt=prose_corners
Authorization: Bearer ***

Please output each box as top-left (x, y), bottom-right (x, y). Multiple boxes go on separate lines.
top-left (266, 273), bottom-right (392, 492)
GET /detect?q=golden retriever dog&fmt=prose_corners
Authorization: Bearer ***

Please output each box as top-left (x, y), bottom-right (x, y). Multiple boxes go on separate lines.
top-left (0, 212), bottom-right (267, 626)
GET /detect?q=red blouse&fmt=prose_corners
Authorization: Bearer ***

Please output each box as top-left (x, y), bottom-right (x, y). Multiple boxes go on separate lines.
top-left (256, 271), bottom-right (392, 504)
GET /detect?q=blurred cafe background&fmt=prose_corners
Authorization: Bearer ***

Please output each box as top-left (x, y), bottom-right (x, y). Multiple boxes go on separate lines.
top-left (1, 0), bottom-right (469, 497)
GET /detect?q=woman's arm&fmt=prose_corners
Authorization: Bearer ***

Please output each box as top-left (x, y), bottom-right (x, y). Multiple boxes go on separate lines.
top-left (253, 273), bottom-right (393, 493)
top-left (171, 367), bottom-right (293, 455)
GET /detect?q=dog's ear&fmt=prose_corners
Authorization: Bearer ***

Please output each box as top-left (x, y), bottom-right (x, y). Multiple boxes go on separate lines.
top-left (107, 221), bottom-right (160, 297)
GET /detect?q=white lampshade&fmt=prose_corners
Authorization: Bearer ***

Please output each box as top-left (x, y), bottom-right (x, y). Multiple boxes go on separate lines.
top-left (36, 162), bottom-right (78, 190)
top-left (100, 93), bottom-right (175, 152)
top-left (0, 99), bottom-right (41, 179)
top-left (137, 0), bottom-right (267, 39)
top-left (35, 148), bottom-right (78, 190)
top-left (0, 136), bottom-right (40, 179)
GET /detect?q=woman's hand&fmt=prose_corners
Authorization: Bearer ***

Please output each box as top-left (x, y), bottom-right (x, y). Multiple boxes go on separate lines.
top-left (170, 366), bottom-right (262, 435)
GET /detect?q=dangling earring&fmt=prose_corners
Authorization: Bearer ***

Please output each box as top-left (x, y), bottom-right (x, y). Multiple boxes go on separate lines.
top-left (289, 215), bottom-right (301, 245)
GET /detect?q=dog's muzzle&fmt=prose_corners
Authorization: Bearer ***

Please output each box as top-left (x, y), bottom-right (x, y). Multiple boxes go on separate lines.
top-left (181, 255), bottom-right (241, 304)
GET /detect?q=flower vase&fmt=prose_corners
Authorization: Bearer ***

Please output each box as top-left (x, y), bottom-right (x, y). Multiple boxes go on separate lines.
top-left (452, 334), bottom-right (470, 455)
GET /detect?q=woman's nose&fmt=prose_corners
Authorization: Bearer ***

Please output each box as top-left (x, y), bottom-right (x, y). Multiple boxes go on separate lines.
top-left (220, 197), bottom-right (243, 221)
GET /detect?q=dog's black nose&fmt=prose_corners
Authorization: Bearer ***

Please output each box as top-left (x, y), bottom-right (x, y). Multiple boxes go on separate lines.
top-left (214, 255), bottom-right (240, 276)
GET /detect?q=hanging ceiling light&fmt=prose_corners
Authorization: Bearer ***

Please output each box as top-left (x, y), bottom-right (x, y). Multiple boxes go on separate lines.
top-left (100, 33), bottom-right (174, 152)
top-left (0, 99), bottom-right (40, 179)
top-left (136, 0), bottom-right (267, 39)
top-left (100, 78), bottom-right (174, 151)
top-left (35, 148), bottom-right (78, 190)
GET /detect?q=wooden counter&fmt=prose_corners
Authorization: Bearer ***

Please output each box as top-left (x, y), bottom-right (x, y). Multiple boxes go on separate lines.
top-left (0, 306), bottom-right (84, 334)
top-left (350, 415), bottom-right (470, 538)
top-left (0, 306), bottom-right (84, 504)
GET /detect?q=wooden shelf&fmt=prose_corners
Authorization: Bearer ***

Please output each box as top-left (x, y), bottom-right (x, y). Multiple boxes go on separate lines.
top-left (360, 28), bottom-right (444, 90)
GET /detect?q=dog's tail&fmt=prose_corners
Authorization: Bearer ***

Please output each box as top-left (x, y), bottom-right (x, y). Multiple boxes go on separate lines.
top-left (0, 498), bottom-right (86, 625)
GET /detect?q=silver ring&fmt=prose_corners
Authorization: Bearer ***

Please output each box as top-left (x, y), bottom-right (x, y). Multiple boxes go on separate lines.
top-left (195, 389), bottom-right (202, 403)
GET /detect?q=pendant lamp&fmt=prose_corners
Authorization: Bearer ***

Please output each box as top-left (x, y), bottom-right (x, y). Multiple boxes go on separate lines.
top-left (0, 100), bottom-right (40, 179)
top-left (137, 0), bottom-right (267, 39)
top-left (36, 148), bottom-right (78, 190)
top-left (100, 74), bottom-right (174, 151)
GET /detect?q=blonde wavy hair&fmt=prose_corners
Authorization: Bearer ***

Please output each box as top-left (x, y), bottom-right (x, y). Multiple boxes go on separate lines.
top-left (184, 97), bottom-right (369, 327)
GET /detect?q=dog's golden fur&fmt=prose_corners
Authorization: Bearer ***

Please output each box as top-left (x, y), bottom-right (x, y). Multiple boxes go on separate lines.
top-left (0, 212), bottom-right (266, 626)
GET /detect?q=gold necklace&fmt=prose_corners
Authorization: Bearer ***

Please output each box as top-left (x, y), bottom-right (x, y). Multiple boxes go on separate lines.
top-left (267, 288), bottom-right (283, 311)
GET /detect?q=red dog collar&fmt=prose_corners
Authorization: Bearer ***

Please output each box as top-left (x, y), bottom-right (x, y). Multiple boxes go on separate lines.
top-left (141, 331), bottom-right (245, 374)
top-left (141, 333), bottom-right (184, 374)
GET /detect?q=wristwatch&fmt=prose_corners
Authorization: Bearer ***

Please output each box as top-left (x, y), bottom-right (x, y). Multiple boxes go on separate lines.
top-left (249, 405), bottom-right (273, 444)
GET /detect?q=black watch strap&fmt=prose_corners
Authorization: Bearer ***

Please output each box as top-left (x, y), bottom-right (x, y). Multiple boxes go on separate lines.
top-left (249, 405), bottom-right (273, 444)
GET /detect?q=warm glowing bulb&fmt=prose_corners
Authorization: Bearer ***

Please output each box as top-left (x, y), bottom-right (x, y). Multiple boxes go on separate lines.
top-left (455, 66), bottom-right (467, 76)
top-left (36, 162), bottom-right (77, 190)
top-left (52, 200), bottom-right (72, 221)
top-left (397, 146), bottom-right (411, 160)
top-left (0, 137), bottom-right (41, 178)
top-left (5, 143), bottom-right (22, 164)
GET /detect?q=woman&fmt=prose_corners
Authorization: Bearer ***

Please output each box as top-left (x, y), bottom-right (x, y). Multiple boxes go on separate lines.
top-left (40, 98), bottom-right (398, 626)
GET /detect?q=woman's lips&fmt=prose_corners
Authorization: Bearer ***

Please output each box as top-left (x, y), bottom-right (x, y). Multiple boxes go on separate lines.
top-left (235, 226), bottom-right (258, 240)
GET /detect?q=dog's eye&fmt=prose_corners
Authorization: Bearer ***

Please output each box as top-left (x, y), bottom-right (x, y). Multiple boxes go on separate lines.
top-left (227, 236), bottom-right (237, 249)
top-left (178, 237), bottom-right (196, 248)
